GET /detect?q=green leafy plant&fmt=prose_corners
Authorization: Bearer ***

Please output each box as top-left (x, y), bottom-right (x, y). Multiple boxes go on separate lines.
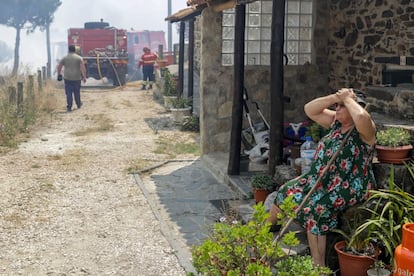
top-left (170, 97), bottom-right (192, 109)
top-left (275, 255), bottom-right (332, 276)
top-left (191, 203), bottom-right (282, 275)
top-left (191, 196), bottom-right (331, 275)
top-left (306, 122), bottom-right (326, 142)
top-left (180, 115), bottom-right (200, 132)
top-left (251, 173), bottom-right (275, 191)
top-left (332, 207), bottom-right (377, 256)
top-left (161, 68), bottom-right (178, 96)
top-left (350, 162), bottom-right (414, 264)
top-left (366, 260), bottom-right (392, 276)
top-left (376, 127), bottom-right (412, 147)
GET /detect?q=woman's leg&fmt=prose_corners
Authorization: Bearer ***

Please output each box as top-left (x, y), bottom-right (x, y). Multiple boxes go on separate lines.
top-left (268, 204), bottom-right (281, 225)
top-left (307, 232), bottom-right (326, 267)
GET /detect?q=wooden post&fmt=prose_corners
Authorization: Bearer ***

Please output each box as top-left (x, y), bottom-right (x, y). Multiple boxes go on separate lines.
top-left (42, 66), bottom-right (46, 83)
top-left (188, 18), bottom-right (195, 113)
top-left (28, 75), bottom-right (34, 94)
top-left (17, 82), bottom-right (24, 114)
top-left (47, 62), bottom-right (50, 79)
top-left (158, 44), bottom-right (164, 59)
top-left (268, 0), bottom-right (286, 176)
top-left (8, 86), bottom-right (16, 104)
top-left (178, 21), bottom-right (185, 98)
top-left (227, 3), bottom-right (246, 175)
top-left (37, 70), bottom-right (42, 91)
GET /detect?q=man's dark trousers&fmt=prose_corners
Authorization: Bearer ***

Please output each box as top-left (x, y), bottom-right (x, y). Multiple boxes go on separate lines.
top-left (64, 79), bottom-right (81, 110)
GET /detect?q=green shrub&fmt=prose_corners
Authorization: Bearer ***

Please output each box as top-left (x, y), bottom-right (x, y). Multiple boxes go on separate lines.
top-left (376, 127), bottom-right (412, 147)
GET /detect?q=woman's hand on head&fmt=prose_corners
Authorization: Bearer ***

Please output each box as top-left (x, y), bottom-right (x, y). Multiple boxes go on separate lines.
top-left (335, 88), bottom-right (356, 102)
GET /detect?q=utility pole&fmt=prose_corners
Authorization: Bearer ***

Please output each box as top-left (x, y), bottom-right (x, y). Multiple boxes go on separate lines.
top-left (168, 0), bottom-right (172, 51)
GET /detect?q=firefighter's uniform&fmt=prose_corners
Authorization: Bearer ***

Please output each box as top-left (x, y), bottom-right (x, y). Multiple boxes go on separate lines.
top-left (138, 47), bottom-right (158, 90)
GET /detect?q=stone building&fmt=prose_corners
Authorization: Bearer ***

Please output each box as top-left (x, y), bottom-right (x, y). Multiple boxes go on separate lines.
top-left (173, 0), bottom-right (414, 164)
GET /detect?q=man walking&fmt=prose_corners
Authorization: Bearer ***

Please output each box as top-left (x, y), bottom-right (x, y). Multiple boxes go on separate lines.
top-left (57, 45), bottom-right (87, 112)
top-left (138, 47), bottom-right (157, 90)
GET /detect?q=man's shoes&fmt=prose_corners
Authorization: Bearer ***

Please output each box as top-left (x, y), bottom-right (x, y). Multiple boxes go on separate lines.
top-left (149, 84), bottom-right (153, 89)
top-left (77, 102), bottom-right (82, 109)
top-left (66, 108), bottom-right (72, 112)
top-left (141, 85), bottom-right (146, 90)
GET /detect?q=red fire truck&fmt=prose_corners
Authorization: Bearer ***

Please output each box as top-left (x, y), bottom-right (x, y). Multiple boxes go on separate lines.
top-left (67, 21), bottom-right (128, 86)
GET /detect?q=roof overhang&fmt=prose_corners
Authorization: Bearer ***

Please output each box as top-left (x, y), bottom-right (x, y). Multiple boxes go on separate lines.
top-left (166, 0), bottom-right (259, 23)
top-left (165, 4), bottom-right (207, 22)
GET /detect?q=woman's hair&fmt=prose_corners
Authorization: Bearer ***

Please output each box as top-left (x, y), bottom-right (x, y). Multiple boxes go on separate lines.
top-left (352, 89), bottom-right (367, 107)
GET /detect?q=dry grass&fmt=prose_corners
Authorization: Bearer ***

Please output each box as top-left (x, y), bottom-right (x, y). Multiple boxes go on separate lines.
top-left (125, 132), bottom-right (200, 173)
top-left (47, 148), bottom-right (88, 168)
top-left (0, 76), bottom-right (60, 150)
top-left (154, 131), bottom-right (199, 159)
top-left (72, 114), bottom-right (114, 136)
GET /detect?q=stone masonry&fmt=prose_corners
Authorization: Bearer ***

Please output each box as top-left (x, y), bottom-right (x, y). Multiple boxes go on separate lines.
top-left (195, 0), bottom-right (413, 156)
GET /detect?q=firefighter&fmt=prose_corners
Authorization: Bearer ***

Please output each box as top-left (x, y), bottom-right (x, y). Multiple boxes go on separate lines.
top-left (138, 47), bottom-right (158, 90)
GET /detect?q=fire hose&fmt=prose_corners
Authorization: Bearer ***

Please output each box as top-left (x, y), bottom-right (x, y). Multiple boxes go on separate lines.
top-left (94, 52), bottom-right (124, 87)
top-left (260, 125), bottom-right (356, 263)
top-left (96, 54), bottom-right (103, 80)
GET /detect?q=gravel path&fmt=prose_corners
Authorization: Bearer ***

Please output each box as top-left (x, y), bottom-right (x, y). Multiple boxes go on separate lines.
top-left (0, 85), bottom-right (196, 275)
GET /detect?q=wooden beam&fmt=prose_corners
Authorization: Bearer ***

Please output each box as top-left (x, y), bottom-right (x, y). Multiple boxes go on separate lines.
top-left (178, 21), bottom-right (185, 98)
top-left (228, 3), bottom-right (246, 175)
top-left (268, 0), bottom-right (286, 176)
top-left (188, 18), bottom-right (195, 112)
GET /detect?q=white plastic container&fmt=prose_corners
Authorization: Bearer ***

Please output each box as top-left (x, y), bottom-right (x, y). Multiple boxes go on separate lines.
top-left (300, 136), bottom-right (316, 174)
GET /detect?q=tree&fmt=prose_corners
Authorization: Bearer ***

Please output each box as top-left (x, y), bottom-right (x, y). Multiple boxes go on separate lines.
top-left (0, 0), bottom-right (61, 76)
top-left (31, 0), bottom-right (62, 78)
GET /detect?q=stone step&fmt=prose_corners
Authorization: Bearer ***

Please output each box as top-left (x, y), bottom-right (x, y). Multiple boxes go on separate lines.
top-left (365, 84), bottom-right (414, 120)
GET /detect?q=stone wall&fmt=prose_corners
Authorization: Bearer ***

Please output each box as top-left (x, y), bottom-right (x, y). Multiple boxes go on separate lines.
top-left (327, 0), bottom-right (414, 90)
top-left (198, 2), bottom-right (331, 154)
top-left (199, 8), bottom-right (233, 154)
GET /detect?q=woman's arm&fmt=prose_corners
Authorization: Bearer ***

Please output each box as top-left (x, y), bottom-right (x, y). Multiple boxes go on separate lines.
top-left (304, 94), bottom-right (338, 129)
top-left (337, 89), bottom-right (376, 145)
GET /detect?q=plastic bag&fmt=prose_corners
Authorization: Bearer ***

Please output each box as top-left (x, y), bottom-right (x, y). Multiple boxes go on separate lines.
top-left (245, 142), bottom-right (269, 163)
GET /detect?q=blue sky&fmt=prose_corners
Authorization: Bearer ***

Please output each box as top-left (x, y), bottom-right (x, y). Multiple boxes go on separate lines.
top-left (0, 0), bottom-right (187, 71)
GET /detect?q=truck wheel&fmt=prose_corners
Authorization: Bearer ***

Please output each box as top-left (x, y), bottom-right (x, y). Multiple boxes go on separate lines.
top-left (112, 67), bottom-right (126, 86)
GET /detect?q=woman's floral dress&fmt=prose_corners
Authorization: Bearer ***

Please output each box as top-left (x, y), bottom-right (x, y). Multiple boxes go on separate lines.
top-left (275, 121), bottom-right (376, 235)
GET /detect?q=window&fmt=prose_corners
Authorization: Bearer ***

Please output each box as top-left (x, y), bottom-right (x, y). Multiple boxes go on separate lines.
top-left (221, 0), bottom-right (313, 66)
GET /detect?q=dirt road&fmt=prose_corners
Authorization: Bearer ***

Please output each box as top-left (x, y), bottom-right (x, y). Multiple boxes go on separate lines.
top-left (0, 85), bottom-right (198, 275)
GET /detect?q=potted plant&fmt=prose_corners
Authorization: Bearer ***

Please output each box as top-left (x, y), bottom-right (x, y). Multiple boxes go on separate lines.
top-left (350, 163), bottom-right (414, 267)
top-left (161, 68), bottom-right (178, 109)
top-left (170, 97), bottom-right (192, 121)
top-left (250, 173), bottom-right (275, 204)
top-left (375, 126), bottom-right (412, 164)
top-left (333, 208), bottom-right (381, 276)
top-left (366, 260), bottom-right (392, 276)
top-left (191, 197), bottom-right (332, 276)
top-left (275, 255), bottom-right (332, 276)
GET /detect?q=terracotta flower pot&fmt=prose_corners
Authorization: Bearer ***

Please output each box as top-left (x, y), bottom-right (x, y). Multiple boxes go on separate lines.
top-left (375, 144), bottom-right (413, 164)
top-left (253, 189), bottom-right (271, 204)
top-left (334, 240), bottom-right (380, 276)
